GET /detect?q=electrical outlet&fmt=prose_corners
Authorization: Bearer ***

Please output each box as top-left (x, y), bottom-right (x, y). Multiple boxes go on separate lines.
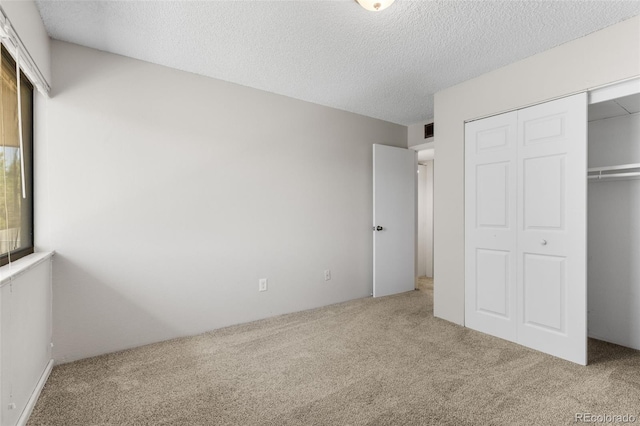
top-left (259, 278), bottom-right (268, 292)
top-left (324, 270), bottom-right (331, 281)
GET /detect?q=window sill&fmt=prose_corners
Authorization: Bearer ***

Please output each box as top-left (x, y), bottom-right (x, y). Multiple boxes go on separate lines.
top-left (0, 251), bottom-right (55, 287)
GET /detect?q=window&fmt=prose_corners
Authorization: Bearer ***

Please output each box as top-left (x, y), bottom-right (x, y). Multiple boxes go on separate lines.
top-left (0, 47), bottom-right (33, 266)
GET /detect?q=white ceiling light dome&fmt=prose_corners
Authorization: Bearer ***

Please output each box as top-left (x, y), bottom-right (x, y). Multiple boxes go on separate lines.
top-left (356, 0), bottom-right (395, 12)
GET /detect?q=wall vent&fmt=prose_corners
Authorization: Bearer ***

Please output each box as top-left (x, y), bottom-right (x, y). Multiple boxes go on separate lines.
top-left (424, 122), bottom-right (434, 139)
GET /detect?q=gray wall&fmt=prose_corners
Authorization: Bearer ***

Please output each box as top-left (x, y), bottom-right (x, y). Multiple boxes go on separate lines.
top-left (35, 41), bottom-right (407, 363)
top-left (433, 16), bottom-right (640, 325)
top-left (407, 121), bottom-right (432, 148)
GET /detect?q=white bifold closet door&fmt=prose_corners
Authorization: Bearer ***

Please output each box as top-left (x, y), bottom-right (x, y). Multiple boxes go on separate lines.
top-left (465, 93), bottom-right (588, 365)
top-left (464, 112), bottom-right (518, 342)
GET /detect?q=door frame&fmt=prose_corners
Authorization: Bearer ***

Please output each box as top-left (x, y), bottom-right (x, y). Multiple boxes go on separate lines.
top-left (589, 77), bottom-right (640, 105)
top-left (410, 141), bottom-right (435, 281)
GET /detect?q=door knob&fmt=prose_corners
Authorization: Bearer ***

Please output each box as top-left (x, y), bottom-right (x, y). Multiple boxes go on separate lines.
top-left (541, 239), bottom-right (547, 245)
top-left (372, 226), bottom-right (384, 231)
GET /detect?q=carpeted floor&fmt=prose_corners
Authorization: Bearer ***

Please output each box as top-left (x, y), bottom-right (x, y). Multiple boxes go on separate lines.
top-left (29, 277), bottom-right (640, 425)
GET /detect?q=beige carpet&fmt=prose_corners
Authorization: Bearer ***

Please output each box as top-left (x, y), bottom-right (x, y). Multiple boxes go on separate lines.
top-left (29, 278), bottom-right (640, 425)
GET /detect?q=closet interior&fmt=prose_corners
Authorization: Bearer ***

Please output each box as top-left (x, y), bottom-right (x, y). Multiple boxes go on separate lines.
top-left (587, 91), bottom-right (640, 351)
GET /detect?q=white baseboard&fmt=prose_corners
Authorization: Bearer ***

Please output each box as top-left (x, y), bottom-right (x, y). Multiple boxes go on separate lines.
top-left (16, 359), bottom-right (53, 426)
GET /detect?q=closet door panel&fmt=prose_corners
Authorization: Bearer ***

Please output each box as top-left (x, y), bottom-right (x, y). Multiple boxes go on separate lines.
top-left (523, 253), bottom-right (566, 333)
top-left (476, 249), bottom-right (510, 318)
top-left (516, 93), bottom-right (587, 365)
top-left (477, 163), bottom-right (509, 228)
top-left (465, 112), bottom-right (518, 341)
top-left (523, 155), bottom-right (565, 231)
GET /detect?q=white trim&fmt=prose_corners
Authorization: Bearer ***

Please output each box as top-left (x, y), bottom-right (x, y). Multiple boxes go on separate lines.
top-left (0, 252), bottom-right (55, 287)
top-left (0, 6), bottom-right (50, 96)
top-left (588, 77), bottom-right (640, 104)
top-left (16, 359), bottom-right (53, 426)
top-left (410, 140), bottom-right (434, 151)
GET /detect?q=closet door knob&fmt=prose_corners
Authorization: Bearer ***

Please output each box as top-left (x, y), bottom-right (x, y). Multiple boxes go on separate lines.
top-left (541, 239), bottom-right (547, 246)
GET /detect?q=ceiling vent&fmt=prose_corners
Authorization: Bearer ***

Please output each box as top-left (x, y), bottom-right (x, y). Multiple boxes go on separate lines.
top-left (424, 122), bottom-right (434, 139)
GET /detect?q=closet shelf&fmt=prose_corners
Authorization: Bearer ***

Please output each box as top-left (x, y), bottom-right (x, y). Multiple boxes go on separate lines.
top-left (587, 163), bottom-right (640, 180)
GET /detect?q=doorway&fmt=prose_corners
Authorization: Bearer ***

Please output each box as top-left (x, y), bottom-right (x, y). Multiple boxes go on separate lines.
top-left (587, 86), bottom-right (640, 351)
top-left (413, 143), bottom-right (435, 292)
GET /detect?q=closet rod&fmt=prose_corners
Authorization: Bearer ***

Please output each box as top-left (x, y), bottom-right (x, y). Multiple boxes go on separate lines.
top-left (587, 163), bottom-right (640, 173)
top-left (588, 171), bottom-right (640, 180)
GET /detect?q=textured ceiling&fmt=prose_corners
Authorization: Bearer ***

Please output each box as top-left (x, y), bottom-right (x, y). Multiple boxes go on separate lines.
top-left (35, 1), bottom-right (640, 125)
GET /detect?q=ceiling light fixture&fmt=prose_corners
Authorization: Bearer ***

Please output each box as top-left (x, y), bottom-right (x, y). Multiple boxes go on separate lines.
top-left (355, 0), bottom-right (395, 12)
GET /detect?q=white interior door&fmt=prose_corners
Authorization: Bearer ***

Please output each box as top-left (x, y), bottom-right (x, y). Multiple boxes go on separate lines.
top-left (464, 93), bottom-right (587, 365)
top-left (465, 111), bottom-right (518, 341)
top-left (373, 144), bottom-right (416, 297)
top-left (516, 93), bottom-right (587, 365)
